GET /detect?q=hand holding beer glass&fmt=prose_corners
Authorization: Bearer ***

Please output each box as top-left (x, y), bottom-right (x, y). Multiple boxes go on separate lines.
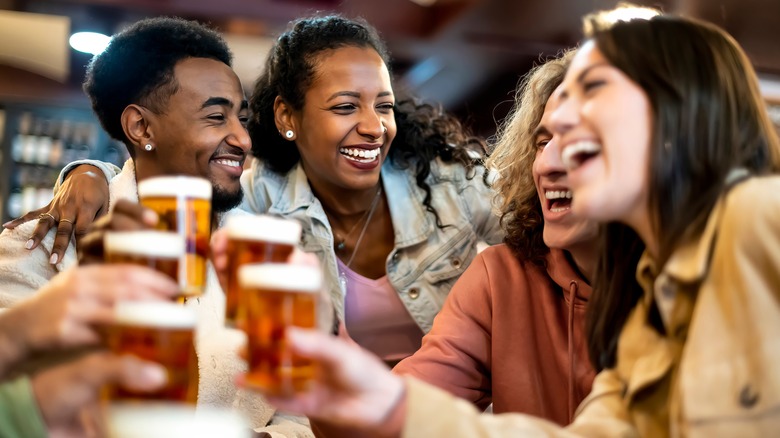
top-left (137, 176), bottom-right (212, 297)
top-left (103, 231), bottom-right (184, 286)
top-left (238, 263), bottom-right (323, 396)
top-left (224, 215), bottom-right (302, 325)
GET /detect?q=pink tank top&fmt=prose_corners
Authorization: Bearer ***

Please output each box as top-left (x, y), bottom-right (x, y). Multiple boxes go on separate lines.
top-left (336, 258), bottom-right (424, 364)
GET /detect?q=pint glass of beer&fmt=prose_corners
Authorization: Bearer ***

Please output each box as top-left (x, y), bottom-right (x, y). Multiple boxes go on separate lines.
top-left (224, 215), bottom-right (302, 325)
top-left (238, 263), bottom-right (322, 395)
top-left (137, 176), bottom-right (212, 297)
top-left (104, 231), bottom-right (184, 286)
top-left (102, 301), bottom-right (198, 404)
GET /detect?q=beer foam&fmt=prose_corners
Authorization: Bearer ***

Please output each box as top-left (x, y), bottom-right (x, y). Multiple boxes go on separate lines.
top-left (225, 214), bottom-right (302, 245)
top-left (137, 176), bottom-right (212, 200)
top-left (104, 231), bottom-right (184, 258)
top-left (114, 301), bottom-right (196, 328)
top-left (107, 404), bottom-right (250, 438)
top-left (238, 263), bottom-right (322, 292)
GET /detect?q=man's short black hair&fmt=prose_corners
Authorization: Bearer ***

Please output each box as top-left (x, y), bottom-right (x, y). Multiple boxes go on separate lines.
top-left (83, 17), bottom-right (232, 157)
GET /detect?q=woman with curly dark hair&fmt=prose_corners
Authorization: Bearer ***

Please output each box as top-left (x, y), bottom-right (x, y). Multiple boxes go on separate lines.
top-left (239, 15), bottom-right (502, 363)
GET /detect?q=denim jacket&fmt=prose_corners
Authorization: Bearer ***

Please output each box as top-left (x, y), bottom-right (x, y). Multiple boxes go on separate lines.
top-left (241, 158), bottom-right (504, 332)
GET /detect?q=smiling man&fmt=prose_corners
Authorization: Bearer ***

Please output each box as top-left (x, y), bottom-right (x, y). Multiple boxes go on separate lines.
top-left (0, 17), bottom-right (315, 436)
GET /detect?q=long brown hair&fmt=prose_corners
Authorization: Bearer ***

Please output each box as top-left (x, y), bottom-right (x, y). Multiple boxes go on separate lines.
top-left (486, 51), bottom-right (574, 264)
top-left (586, 14), bottom-right (780, 370)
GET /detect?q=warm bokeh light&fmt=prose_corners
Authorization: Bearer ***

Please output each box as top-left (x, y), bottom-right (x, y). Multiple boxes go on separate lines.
top-left (68, 31), bottom-right (111, 55)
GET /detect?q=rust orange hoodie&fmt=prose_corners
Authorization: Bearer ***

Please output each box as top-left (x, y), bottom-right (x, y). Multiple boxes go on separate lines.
top-left (393, 244), bottom-right (595, 426)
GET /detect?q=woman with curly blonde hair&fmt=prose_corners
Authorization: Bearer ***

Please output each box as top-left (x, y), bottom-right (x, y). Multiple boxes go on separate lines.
top-left (391, 49), bottom-right (599, 427)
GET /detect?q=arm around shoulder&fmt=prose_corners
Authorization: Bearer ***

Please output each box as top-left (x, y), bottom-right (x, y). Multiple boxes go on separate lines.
top-left (54, 159), bottom-right (120, 190)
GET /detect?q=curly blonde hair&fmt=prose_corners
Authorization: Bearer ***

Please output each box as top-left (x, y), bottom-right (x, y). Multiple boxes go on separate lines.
top-left (486, 50), bottom-right (574, 264)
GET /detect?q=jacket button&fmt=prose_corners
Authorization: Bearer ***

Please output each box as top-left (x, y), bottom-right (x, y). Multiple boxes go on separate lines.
top-left (451, 258), bottom-right (461, 268)
top-left (739, 384), bottom-right (760, 409)
top-left (660, 281), bottom-right (674, 299)
top-left (408, 288), bottom-right (420, 300)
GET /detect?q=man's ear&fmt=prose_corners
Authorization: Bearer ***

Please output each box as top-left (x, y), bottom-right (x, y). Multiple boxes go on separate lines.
top-left (121, 104), bottom-right (154, 153)
top-left (273, 96), bottom-right (297, 141)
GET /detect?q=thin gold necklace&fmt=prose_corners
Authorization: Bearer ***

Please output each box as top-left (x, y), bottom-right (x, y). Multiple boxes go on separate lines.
top-left (337, 186), bottom-right (382, 290)
top-left (330, 186), bottom-right (382, 252)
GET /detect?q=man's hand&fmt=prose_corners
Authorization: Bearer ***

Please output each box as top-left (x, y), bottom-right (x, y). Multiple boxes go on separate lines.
top-left (77, 200), bottom-right (158, 265)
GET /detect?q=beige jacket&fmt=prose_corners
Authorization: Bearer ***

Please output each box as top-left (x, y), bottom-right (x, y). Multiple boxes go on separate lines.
top-left (0, 161), bottom-right (313, 437)
top-left (403, 175), bottom-right (780, 437)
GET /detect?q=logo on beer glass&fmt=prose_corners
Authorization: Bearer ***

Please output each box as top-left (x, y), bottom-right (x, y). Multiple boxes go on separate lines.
top-left (102, 301), bottom-right (198, 404)
top-left (137, 176), bottom-right (212, 297)
top-left (238, 263), bottom-right (322, 396)
top-left (104, 231), bottom-right (184, 288)
top-left (224, 215), bottom-right (302, 325)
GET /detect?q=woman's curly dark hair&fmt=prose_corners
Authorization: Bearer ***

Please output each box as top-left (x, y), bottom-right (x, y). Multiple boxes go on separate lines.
top-left (248, 15), bottom-right (486, 227)
top-left (83, 17), bottom-right (232, 157)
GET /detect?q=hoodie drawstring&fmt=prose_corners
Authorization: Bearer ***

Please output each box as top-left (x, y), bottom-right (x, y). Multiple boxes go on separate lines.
top-left (567, 280), bottom-right (579, 423)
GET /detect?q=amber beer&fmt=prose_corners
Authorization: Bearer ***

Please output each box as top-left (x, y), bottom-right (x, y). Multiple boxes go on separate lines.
top-left (104, 231), bottom-right (184, 286)
top-left (239, 263), bottom-right (322, 395)
top-left (137, 176), bottom-right (212, 297)
top-left (102, 301), bottom-right (198, 404)
top-left (224, 215), bottom-right (302, 325)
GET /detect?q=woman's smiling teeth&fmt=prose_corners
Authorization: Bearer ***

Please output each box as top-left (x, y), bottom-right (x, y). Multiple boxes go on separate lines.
top-left (545, 190), bottom-right (573, 213)
top-left (561, 141), bottom-right (602, 171)
top-left (339, 147), bottom-right (380, 162)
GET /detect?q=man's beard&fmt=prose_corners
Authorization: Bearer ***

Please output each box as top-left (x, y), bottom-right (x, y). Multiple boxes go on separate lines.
top-left (212, 184), bottom-right (243, 213)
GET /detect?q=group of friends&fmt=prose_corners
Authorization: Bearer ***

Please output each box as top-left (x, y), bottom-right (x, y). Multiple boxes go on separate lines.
top-left (0, 3), bottom-right (778, 437)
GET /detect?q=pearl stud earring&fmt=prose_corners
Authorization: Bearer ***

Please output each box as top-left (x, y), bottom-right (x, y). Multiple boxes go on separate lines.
top-left (285, 130), bottom-right (294, 139)
top-left (144, 143), bottom-right (154, 151)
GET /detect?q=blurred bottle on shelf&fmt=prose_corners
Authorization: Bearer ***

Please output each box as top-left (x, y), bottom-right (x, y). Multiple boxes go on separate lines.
top-left (35, 119), bottom-right (53, 166)
top-left (12, 112), bottom-right (32, 162)
top-left (49, 120), bottom-right (67, 167)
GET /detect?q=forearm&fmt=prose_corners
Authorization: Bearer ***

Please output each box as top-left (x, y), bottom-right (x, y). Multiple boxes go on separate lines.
top-left (55, 160), bottom-right (118, 191)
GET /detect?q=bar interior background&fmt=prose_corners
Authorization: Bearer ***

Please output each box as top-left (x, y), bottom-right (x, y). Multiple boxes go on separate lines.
top-left (0, 0), bottom-right (778, 222)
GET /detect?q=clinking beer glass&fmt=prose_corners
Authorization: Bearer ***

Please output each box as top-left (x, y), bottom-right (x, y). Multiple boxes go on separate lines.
top-left (238, 263), bottom-right (322, 395)
top-left (101, 301), bottom-right (199, 404)
top-left (224, 215), bottom-right (302, 325)
top-left (103, 231), bottom-right (184, 287)
top-left (137, 176), bottom-right (212, 298)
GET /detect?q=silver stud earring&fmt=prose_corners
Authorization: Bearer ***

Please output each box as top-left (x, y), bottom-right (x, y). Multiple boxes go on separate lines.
top-left (144, 143), bottom-right (154, 151)
top-left (285, 130), bottom-right (294, 139)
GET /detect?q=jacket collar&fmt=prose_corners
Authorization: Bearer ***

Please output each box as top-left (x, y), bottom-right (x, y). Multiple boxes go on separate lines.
top-left (545, 248), bottom-right (591, 303)
top-left (267, 160), bottom-right (434, 248)
top-left (636, 170), bottom-right (752, 309)
top-left (109, 159), bottom-right (140, 206)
